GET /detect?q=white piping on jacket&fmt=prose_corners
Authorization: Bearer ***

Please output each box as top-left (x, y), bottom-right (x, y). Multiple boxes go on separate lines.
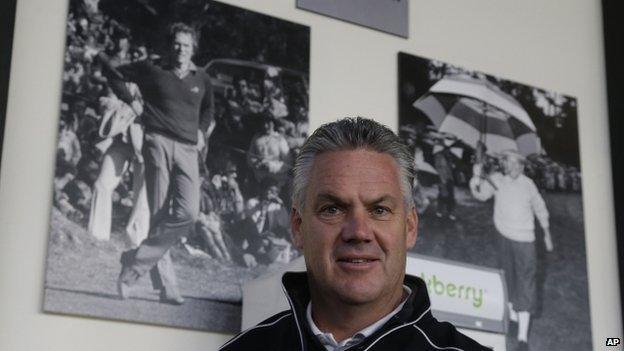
top-left (282, 283), bottom-right (306, 351)
top-left (414, 325), bottom-right (465, 351)
top-left (361, 306), bottom-right (431, 351)
top-left (218, 312), bottom-right (292, 350)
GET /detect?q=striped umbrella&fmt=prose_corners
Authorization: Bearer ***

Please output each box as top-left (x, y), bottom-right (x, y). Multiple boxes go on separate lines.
top-left (413, 75), bottom-right (542, 157)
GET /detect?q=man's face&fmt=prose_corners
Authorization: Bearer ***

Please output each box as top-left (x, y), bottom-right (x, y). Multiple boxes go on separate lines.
top-left (292, 149), bottom-right (418, 306)
top-left (117, 38), bottom-right (129, 52)
top-left (171, 32), bottom-right (194, 67)
top-left (266, 185), bottom-right (280, 199)
top-left (263, 120), bottom-right (274, 132)
top-left (504, 157), bottom-right (524, 179)
top-left (237, 80), bottom-right (249, 95)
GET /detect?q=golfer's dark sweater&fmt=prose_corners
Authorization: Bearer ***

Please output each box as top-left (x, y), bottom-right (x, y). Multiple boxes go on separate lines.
top-left (101, 56), bottom-right (214, 144)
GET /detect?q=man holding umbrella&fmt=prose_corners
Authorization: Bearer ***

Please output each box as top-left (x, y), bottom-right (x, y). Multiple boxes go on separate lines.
top-left (469, 150), bottom-right (553, 351)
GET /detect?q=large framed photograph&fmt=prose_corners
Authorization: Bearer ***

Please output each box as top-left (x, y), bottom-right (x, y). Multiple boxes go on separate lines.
top-left (398, 52), bottom-right (590, 350)
top-left (43, 0), bottom-right (309, 333)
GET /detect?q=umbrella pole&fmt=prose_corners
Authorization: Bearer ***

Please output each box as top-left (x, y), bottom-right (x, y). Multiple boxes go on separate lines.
top-left (474, 101), bottom-right (488, 191)
top-left (481, 101), bottom-right (487, 154)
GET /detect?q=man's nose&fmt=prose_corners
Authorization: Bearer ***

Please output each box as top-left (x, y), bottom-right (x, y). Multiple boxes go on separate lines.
top-left (341, 209), bottom-right (373, 243)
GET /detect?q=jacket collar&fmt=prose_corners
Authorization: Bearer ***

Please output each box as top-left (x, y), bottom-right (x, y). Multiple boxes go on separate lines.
top-left (281, 272), bottom-right (434, 350)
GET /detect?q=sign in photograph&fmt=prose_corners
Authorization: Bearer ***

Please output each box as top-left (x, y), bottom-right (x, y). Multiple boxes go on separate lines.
top-left (406, 254), bottom-right (506, 333)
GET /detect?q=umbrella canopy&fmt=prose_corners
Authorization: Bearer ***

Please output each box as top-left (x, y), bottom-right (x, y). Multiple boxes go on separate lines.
top-left (413, 75), bottom-right (542, 157)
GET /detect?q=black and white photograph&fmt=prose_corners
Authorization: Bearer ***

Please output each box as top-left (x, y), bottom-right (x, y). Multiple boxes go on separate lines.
top-left (297, 0), bottom-right (408, 38)
top-left (398, 52), bottom-right (590, 350)
top-left (43, 0), bottom-right (309, 333)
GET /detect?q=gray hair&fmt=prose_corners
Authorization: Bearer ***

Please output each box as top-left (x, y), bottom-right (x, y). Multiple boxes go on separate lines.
top-left (292, 117), bottom-right (415, 210)
top-left (168, 22), bottom-right (199, 52)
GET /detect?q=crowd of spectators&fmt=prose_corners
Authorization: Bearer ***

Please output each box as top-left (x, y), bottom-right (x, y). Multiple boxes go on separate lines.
top-left (524, 156), bottom-right (582, 192)
top-left (468, 152), bottom-right (582, 193)
top-left (55, 6), bottom-right (139, 223)
top-left (53, 4), bottom-right (309, 268)
top-left (403, 128), bottom-right (582, 218)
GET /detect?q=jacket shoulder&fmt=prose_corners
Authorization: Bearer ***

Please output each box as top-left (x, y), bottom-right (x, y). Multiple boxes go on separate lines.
top-left (218, 311), bottom-right (296, 351)
top-left (414, 318), bottom-right (492, 351)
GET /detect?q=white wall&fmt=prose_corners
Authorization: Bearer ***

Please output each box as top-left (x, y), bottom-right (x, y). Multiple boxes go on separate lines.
top-left (0, 0), bottom-right (620, 350)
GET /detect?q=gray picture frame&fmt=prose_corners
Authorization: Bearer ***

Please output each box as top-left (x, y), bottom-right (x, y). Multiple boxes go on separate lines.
top-left (297, 0), bottom-right (409, 38)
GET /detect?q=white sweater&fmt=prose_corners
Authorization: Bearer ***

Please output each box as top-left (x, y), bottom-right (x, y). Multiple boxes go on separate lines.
top-left (469, 173), bottom-right (549, 242)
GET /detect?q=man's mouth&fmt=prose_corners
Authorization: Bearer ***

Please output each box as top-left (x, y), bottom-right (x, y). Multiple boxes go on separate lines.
top-left (338, 258), bottom-right (377, 264)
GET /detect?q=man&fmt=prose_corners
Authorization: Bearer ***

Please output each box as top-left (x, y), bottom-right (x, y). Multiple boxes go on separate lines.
top-left (469, 150), bottom-right (553, 351)
top-left (220, 118), bottom-right (488, 351)
top-left (230, 77), bottom-right (263, 115)
top-left (89, 62), bottom-right (147, 243)
top-left (432, 136), bottom-right (458, 221)
top-left (247, 115), bottom-right (292, 188)
top-left (93, 23), bottom-right (214, 305)
top-left (242, 181), bottom-right (292, 264)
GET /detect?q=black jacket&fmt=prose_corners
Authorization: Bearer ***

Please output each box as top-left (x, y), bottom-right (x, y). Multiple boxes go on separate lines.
top-left (220, 272), bottom-right (491, 351)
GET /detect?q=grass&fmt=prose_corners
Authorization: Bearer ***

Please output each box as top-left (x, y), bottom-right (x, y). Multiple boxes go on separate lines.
top-left (412, 187), bottom-right (591, 351)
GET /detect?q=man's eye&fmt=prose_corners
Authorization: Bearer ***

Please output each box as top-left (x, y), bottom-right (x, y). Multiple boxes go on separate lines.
top-left (319, 205), bottom-right (340, 216)
top-left (372, 207), bottom-right (391, 216)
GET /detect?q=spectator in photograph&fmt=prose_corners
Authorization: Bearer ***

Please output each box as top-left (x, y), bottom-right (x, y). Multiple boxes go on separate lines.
top-left (91, 22), bottom-right (215, 305)
top-left (275, 118), bottom-right (307, 151)
top-left (88, 42), bottom-right (149, 243)
top-left (411, 176), bottom-right (430, 216)
top-left (242, 181), bottom-right (292, 264)
top-left (198, 162), bottom-right (245, 229)
top-left (88, 86), bottom-right (148, 243)
top-left (469, 150), bottom-right (553, 351)
top-left (212, 161), bottom-right (246, 224)
top-left (195, 210), bottom-right (231, 261)
top-left (194, 173), bottom-right (234, 262)
top-left (247, 115), bottom-right (292, 188)
top-left (411, 146), bottom-right (431, 215)
top-left (230, 77), bottom-right (263, 115)
top-left (61, 153), bottom-right (101, 220)
top-left (216, 77), bottom-right (263, 180)
top-left (220, 117), bottom-right (488, 351)
top-left (555, 164), bottom-right (567, 192)
top-left (57, 115), bottom-right (83, 169)
top-left (432, 137), bottom-right (457, 220)
top-left (186, 163), bottom-right (269, 266)
top-left (543, 164), bottom-right (556, 191)
top-left (63, 60), bottom-right (87, 94)
top-left (262, 67), bottom-right (288, 119)
top-left (568, 166), bottom-right (581, 192)
top-left (53, 150), bottom-right (82, 221)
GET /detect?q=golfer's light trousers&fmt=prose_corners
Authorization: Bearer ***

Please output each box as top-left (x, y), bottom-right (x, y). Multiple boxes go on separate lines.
top-left (88, 139), bottom-right (149, 245)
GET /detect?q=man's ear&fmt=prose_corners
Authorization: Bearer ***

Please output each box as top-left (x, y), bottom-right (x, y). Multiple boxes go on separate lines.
top-left (405, 207), bottom-right (418, 249)
top-left (291, 208), bottom-right (304, 250)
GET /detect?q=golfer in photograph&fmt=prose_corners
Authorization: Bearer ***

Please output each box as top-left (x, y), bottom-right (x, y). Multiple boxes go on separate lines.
top-left (470, 150), bottom-right (553, 351)
top-left (220, 118), bottom-right (488, 350)
top-left (94, 22), bottom-right (214, 305)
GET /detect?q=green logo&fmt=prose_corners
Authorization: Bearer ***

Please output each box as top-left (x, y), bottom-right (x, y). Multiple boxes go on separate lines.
top-left (420, 273), bottom-right (484, 308)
